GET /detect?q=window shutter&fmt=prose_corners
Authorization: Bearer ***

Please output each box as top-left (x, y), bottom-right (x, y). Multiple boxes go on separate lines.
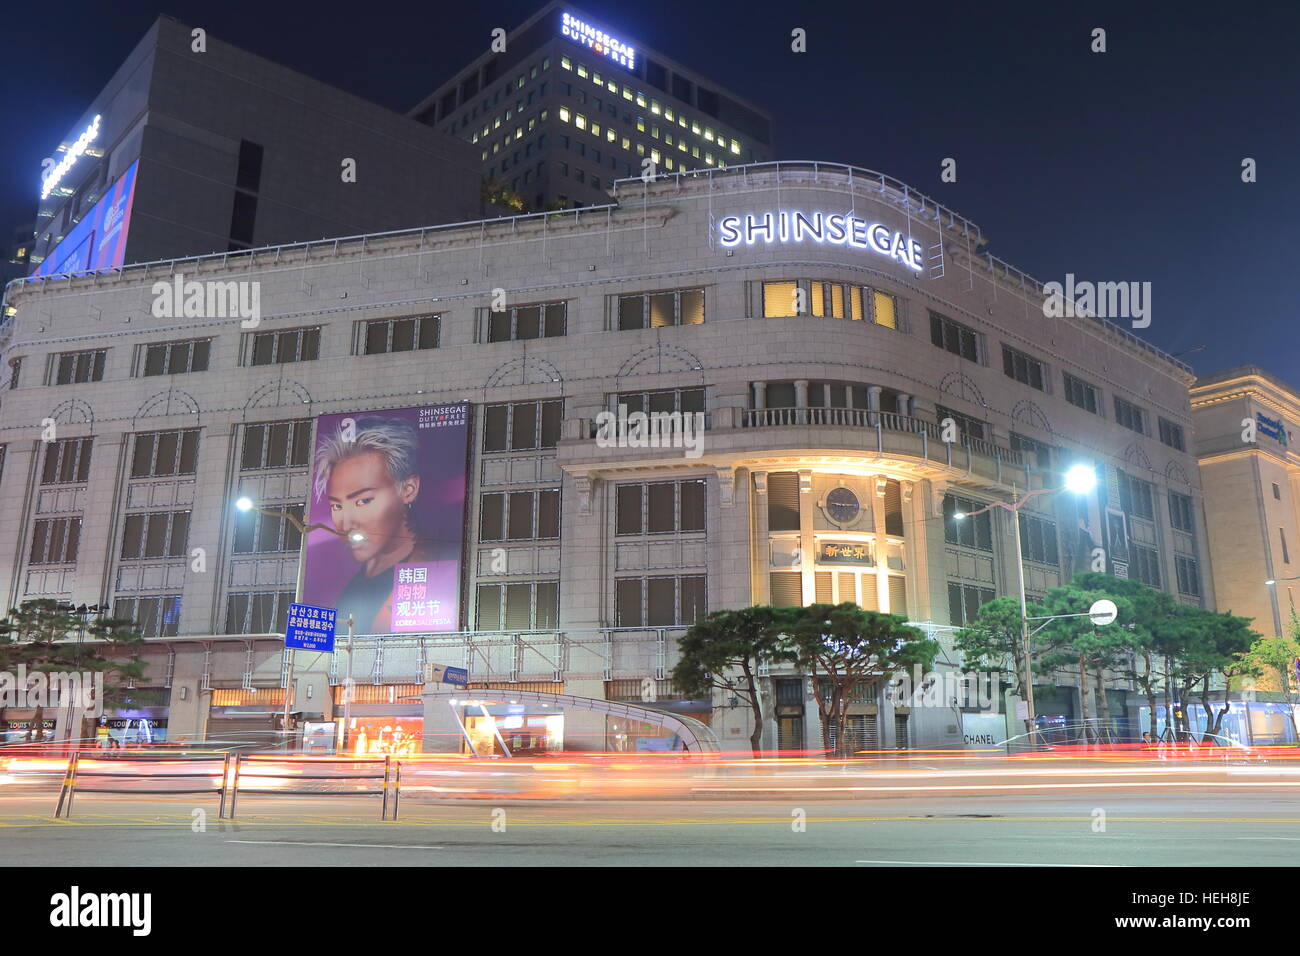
top-left (888, 576), bottom-right (908, 618)
top-left (768, 472), bottom-right (800, 531)
top-left (770, 572), bottom-right (802, 608)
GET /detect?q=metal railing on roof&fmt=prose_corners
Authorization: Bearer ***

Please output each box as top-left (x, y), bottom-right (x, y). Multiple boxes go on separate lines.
top-left (4, 160), bottom-right (1192, 374)
top-left (615, 160), bottom-right (1193, 375)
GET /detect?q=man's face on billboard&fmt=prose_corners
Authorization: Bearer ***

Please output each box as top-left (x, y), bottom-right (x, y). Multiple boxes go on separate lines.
top-left (326, 450), bottom-right (420, 568)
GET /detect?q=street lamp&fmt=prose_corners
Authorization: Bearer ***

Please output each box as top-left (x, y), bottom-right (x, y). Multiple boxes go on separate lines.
top-left (953, 464), bottom-right (1099, 743)
top-left (234, 496), bottom-right (364, 747)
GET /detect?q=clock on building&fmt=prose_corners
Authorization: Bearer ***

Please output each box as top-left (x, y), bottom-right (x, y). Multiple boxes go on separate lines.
top-left (825, 487), bottom-right (861, 525)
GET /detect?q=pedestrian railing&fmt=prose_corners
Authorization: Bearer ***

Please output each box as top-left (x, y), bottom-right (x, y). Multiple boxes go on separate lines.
top-left (54, 751), bottom-right (234, 819)
top-left (51, 752), bottom-right (401, 821)
top-left (224, 754), bottom-right (401, 821)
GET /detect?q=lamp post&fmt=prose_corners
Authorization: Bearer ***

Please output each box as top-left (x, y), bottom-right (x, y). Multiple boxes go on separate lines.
top-left (953, 464), bottom-right (1099, 744)
top-left (234, 496), bottom-right (363, 749)
top-left (1264, 576), bottom-right (1300, 638)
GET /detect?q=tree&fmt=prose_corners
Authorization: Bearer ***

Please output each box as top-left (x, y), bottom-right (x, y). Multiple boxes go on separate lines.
top-left (0, 601), bottom-right (147, 742)
top-left (673, 606), bottom-right (792, 755)
top-left (1243, 613), bottom-right (1300, 741)
top-left (953, 596), bottom-right (1047, 702)
top-left (1188, 611), bottom-right (1259, 742)
top-left (783, 603), bottom-right (938, 757)
top-left (1036, 584), bottom-right (1137, 742)
top-left (480, 177), bottom-right (529, 213)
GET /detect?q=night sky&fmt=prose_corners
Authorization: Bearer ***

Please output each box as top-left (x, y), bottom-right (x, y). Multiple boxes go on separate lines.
top-left (5, 0), bottom-right (1297, 381)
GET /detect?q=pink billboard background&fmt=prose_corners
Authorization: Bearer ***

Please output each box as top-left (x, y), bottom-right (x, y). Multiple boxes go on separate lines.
top-left (302, 403), bottom-right (470, 635)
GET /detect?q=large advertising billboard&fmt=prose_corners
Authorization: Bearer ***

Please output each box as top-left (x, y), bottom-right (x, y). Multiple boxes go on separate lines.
top-left (303, 403), bottom-right (470, 635)
top-left (33, 159), bottom-right (139, 277)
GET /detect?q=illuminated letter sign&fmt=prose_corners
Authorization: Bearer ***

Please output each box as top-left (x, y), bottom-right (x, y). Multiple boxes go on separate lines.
top-left (718, 211), bottom-right (925, 272)
top-left (41, 115), bottom-right (102, 200)
top-left (561, 12), bottom-right (636, 69)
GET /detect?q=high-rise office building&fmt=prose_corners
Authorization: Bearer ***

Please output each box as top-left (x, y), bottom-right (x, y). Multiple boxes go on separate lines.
top-left (410, 2), bottom-right (774, 210)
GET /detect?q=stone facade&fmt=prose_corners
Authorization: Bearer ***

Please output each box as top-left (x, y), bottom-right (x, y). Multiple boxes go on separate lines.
top-left (0, 162), bottom-right (1204, 751)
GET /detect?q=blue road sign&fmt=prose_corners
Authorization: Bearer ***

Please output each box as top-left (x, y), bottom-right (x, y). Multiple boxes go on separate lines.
top-left (285, 603), bottom-right (337, 652)
top-left (427, 664), bottom-right (470, 687)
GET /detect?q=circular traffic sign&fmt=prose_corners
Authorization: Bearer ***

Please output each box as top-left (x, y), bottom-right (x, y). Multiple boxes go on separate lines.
top-left (1089, 598), bottom-right (1118, 626)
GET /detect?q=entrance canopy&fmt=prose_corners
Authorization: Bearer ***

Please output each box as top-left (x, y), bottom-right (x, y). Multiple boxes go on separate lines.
top-left (422, 689), bottom-right (720, 753)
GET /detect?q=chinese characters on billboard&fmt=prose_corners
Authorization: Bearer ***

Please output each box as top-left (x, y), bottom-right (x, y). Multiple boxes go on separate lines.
top-left (303, 404), bottom-right (469, 634)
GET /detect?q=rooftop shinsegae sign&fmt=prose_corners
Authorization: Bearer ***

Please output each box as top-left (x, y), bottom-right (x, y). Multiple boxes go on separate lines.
top-left (718, 211), bottom-right (925, 272)
top-left (41, 114), bottom-right (101, 200)
top-left (561, 11), bottom-right (636, 69)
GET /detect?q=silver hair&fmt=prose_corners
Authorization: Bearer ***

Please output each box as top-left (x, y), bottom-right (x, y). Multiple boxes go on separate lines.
top-left (313, 416), bottom-right (421, 503)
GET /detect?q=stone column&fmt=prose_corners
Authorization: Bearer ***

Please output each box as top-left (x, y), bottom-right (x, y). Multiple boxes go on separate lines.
top-left (867, 385), bottom-right (882, 427)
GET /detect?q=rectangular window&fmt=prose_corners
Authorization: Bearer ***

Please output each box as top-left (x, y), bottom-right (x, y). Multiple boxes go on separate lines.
top-left (615, 480), bottom-right (706, 535)
top-left (614, 388), bottom-right (705, 417)
top-left (617, 288), bottom-right (705, 330)
top-left (487, 302), bottom-right (567, 342)
top-left (871, 290), bottom-right (898, 329)
top-left (41, 437), bottom-right (93, 484)
top-left (948, 582), bottom-right (995, 626)
top-left (1168, 491), bottom-right (1195, 534)
top-left (1019, 514), bottom-right (1060, 565)
top-left (121, 511), bottom-right (190, 559)
top-left (232, 503), bottom-right (304, 554)
top-left (479, 489), bottom-right (561, 541)
top-left (1001, 345), bottom-right (1046, 391)
top-left (240, 420), bottom-right (313, 470)
top-left (142, 339), bottom-right (211, 376)
top-left (225, 590), bottom-right (294, 635)
top-left (482, 400), bottom-right (563, 452)
top-left (943, 494), bottom-right (993, 551)
top-left (8, 357), bottom-right (21, 390)
top-left (53, 349), bottom-right (107, 385)
top-left (1273, 483), bottom-right (1282, 501)
top-left (1009, 433), bottom-right (1054, 470)
top-left (1175, 555), bottom-right (1201, 597)
top-left (615, 575), bottom-right (706, 627)
top-left (29, 517), bottom-right (81, 564)
top-left (1282, 528), bottom-right (1291, 565)
top-left (131, 429), bottom-right (200, 478)
top-left (1062, 373), bottom-right (1100, 414)
top-left (929, 312), bottom-right (979, 362)
top-left (114, 595), bottom-right (182, 638)
top-left (361, 315), bottom-right (439, 354)
top-left (761, 280), bottom-right (872, 321)
top-left (1114, 396), bottom-right (1147, 434)
top-left (935, 405), bottom-right (986, 442)
top-left (250, 327), bottom-right (320, 365)
top-left (1158, 417), bottom-right (1186, 451)
top-left (1118, 471), bottom-right (1155, 519)
top-left (475, 581), bottom-right (559, 630)
top-left (1129, 544), bottom-right (1162, 587)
